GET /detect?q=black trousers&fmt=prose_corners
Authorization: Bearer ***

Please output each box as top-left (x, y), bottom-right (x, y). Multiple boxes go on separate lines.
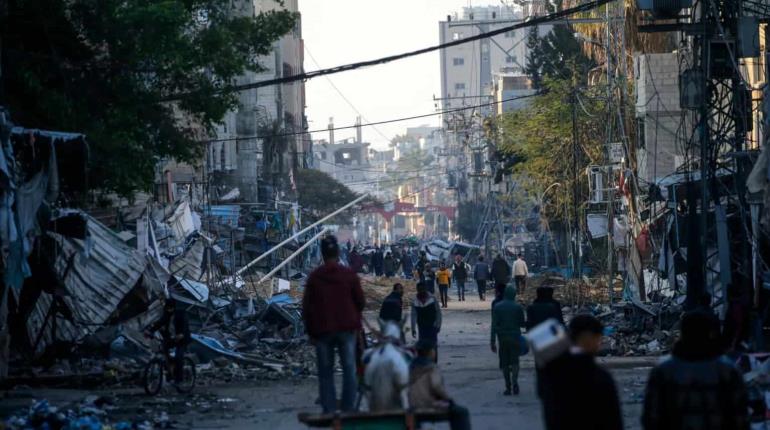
top-left (476, 280), bottom-right (486, 300)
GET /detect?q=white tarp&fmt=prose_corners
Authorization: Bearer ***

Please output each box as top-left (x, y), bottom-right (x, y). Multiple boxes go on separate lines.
top-left (167, 200), bottom-right (196, 241)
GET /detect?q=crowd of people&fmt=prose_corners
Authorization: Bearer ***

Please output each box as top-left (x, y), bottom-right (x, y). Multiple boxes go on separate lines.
top-left (302, 234), bottom-right (750, 430)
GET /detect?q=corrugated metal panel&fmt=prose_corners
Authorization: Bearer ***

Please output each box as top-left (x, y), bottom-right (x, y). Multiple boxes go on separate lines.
top-left (27, 214), bottom-right (147, 353)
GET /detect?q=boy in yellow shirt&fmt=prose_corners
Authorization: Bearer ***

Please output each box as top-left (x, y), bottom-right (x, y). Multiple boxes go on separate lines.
top-left (435, 262), bottom-right (452, 308)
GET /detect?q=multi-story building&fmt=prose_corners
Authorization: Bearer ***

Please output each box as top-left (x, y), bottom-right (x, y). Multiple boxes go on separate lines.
top-left (438, 5), bottom-right (550, 205)
top-left (206, 0), bottom-right (308, 203)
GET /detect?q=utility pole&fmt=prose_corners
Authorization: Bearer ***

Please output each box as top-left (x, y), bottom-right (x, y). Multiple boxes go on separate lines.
top-left (571, 87), bottom-right (580, 279)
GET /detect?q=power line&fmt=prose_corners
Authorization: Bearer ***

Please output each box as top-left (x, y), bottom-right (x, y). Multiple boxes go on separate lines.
top-left (164, 0), bottom-right (613, 101)
top-left (305, 45), bottom-right (392, 144)
top-left (206, 93), bottom-right (537, 143)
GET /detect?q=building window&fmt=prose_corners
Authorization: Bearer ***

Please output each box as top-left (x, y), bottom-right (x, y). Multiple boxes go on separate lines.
top-left (505, 30), bottom-right (516, 38)
top-left (506, 55), bottom-right (517, 64)
top-left (454, 83), bottom-right (466, 91)
top-left (452, 32), bottom-right (463, 40)
top-left (452, 57), bottom-right (464, 66)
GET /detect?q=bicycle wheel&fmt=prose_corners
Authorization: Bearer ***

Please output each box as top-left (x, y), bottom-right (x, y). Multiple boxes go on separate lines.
top-left (143, 358), bottom-right (164, 395)
top-left (174, 357), bottom-right (196, 393)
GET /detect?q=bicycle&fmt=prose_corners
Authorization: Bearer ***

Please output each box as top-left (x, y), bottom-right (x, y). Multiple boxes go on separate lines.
top-left (142, 341), bottom-right (196, 395)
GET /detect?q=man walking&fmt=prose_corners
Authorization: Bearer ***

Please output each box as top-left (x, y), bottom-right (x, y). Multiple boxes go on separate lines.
top-left (451, 254), bottom-right (468, 302)
top-left (435, 262), bottom-right (451, 308)
top-left (513, 253), bottom-right (529, 294)
top-left (401, 250), bottom-right (414, 279)
top-left (302, 235), bottom-right (365, 413)
top-left (527, 286), bottom-right (564, 329)
top-left (642, 310), bottom-right (749, 430)
top-left (379, 283), bottom-right (404, 325)
top-left (473, 256), bottom-right (490, 301)
top-left (372, 246), bottom-right (384, 277)
top-left (541, 314), bottom-right (623, 430)
top-left (383, 251), bottom-right (397, 278)
top-left (491, 285), bottom-right (525, 395)
top-left (491, 253), bottom-right (511, 294)
top-left (411, 282), bottom-right (442, 361)
top-left (526, 285), bottom-right (564, 398)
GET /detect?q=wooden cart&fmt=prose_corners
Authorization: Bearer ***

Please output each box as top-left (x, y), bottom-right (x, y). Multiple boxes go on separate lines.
top-left (297, 409), bottom-right (450, 430)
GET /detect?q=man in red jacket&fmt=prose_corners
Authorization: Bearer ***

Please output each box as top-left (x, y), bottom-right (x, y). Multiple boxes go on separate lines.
top-left (303, 235), bottom-right (365, 413)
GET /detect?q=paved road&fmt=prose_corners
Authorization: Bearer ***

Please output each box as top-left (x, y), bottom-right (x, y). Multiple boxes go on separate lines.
top-left (197, 289), bottom-right (653, 429)
top-left (1, 287), bottom-right (655, 429)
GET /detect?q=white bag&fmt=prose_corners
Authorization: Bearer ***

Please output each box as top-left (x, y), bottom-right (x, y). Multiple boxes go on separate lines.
top-left (525, 318), bottom-right (570, 368)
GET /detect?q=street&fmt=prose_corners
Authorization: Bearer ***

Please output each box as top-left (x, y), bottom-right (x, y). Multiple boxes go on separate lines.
top-left (2, 288), bottom-right (653, 429)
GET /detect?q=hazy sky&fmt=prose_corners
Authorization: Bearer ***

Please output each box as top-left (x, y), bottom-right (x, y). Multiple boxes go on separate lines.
top-left (300, 0), bottom-right (478, 150)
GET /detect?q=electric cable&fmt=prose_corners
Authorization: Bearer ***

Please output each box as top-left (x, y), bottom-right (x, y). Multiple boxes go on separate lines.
top-left (205, 93), bottom-right (538, 143)
top-left (163, 0), bottom-right (614, 101)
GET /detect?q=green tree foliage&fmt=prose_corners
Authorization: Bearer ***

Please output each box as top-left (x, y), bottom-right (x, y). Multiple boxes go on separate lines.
top-left (294, 169), bottom-right (360, 223)
top-left (499, 78), bottom-right (606, 221)
top-left (524, 25), bottom-right (596, 88)
top-left (455, 201), bottom-right (484, 241)
top-left (1, 0), bottom-right (296, 198)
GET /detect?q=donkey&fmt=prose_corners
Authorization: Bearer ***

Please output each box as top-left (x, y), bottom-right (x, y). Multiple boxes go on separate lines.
top-left (361, 319), bottom-right (413, 412)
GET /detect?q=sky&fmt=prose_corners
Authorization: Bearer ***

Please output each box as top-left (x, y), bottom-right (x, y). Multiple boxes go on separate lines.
top-left (300, 0), bottom-right (478, 150)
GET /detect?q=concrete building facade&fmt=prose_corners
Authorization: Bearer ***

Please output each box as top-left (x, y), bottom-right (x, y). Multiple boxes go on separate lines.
top-left (206, 0), bottom-right (307, 203)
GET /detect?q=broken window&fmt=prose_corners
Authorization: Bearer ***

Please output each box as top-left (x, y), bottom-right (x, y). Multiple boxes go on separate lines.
top-left (453, 57), bottom-right (465, 66)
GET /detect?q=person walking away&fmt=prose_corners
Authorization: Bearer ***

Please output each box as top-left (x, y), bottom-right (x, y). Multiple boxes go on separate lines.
top-left (451, 254), bottom-right (468, 302)
top-left (541, 314), bottom-right (623, 430)
top-left (513, 253), bottom-right (529, 294)
top-left (411, 282), bottom-right (442, 361)
top-left (642, 310), bottom-right (749, 430)
top-left (474, 256), bottom-right (490, 301)
top-left (350, 248), bottom-right (364, 274)
top-left (416, 251), bottom-right (429, 280)
top-left (372, 247), bottom-right (384, 277)
top-left (384, 252), bottom-right (397, 278)
top-left (424, 263), bottom-right (436, 295)
top-left (492, 254), bottom-right (511, 293)
top-left (409, 339), bottom-right (471, 430)
top-left (526, 286), bottom-right (564, 398)
top-left (401, 250), bottom-right (414, 279)
top-left (302, 235), bottom-right (365, 413)
top-left (527, 286), bottom-right (564, 329)
top-left (435, 262), bottom-right (452, 308)
top-left (491, 285), bottom-right (525, 395)
top-left (379, 283), bottom-right (404, 325)
top-left (145, 297), bottom-right (191, 384)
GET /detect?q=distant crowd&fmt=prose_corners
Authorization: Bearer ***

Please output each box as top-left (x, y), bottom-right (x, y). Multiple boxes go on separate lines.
top-left (301, 234), bottom-right (750, 430)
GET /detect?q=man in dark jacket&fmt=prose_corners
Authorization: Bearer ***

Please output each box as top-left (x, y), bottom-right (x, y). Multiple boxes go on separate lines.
top-left (491, 254), bottom-right (511, 292)
top-left (451, 254), bottom-right (468, 301)
top-left (473, 256), bottom-right (490, 301)
top-left (541, 314), bottom-right (623, 430)
top-left (416, 251), bottom-right (429, 280)
top-left (527, 286), bottom-right (564, 398)
top-left (303, 235), bottom-right (365, 413)
top-left (411, 282), bottom-right (442, 362)
top-left (401, 250), bottom-right (414, 279)
top-left (372, 247), bottom-right (384, 276)
top-left (642, 310), bottom-right (749, 430)
top-left (379, 283), bottom-right (404, 324)
top-left (491, 285), bottom-right (525, 395)
top-left (527, 286), bottom-right (564, 330)
top-left (383, 252), bottom-right (397, 278)
top-left (145, 296), bottom-right (190, 384)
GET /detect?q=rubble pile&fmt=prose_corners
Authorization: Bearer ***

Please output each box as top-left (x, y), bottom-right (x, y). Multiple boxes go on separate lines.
top-left (521, 275), bottom-right (682, 356)
top-left (359, 276), bottom-right (418, 309)
top-left (3, 397), bottom-right (153, 430)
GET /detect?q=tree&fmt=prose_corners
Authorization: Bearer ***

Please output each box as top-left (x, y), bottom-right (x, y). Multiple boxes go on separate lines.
top-left (294, 169), bottom-right (360, 223)
top-left (1, 0), bottom-right (296, 198)
top-left (499, 78), bottom-right (606, 222)
top-left (525, 25), bottom-right (596, 88)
